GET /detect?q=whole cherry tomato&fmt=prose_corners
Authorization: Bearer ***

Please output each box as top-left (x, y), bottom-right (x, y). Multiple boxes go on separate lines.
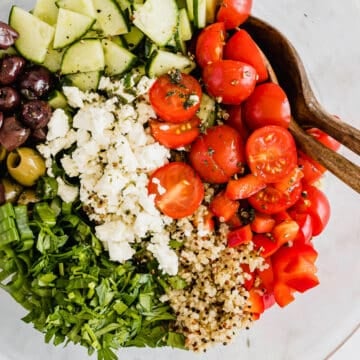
top-left (217, 0), bottom-right (253, 29)
top-left (202, 60), bottom-right (257, 105)
top-left (244, 83), bottom-right (291, 129)
top-left (189, 124), bottom-right (246, 183)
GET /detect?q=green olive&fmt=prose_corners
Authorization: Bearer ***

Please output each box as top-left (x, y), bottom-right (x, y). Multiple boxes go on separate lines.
top-left (0, 146), bottom-right (6, 162)
top-left (1, 177), bottom-right (23, 203)
top-left (6, 147), bottom-right (46, 187)
top-left (17, 188), bottom-right (40, 205)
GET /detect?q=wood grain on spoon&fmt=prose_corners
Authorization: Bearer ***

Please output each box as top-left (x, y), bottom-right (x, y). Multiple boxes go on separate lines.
top-left (246, 17), bottom-right (360, 194)
top-left (244, 16), bottom-right (360, 156)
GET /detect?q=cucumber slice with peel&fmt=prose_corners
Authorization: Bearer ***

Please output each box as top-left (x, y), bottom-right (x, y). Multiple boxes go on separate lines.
top-left (9, 6), bottom-right (55, 63)
top-left (133, 0), bottom-right (178, 46)
top-left (43, 45), bottom-right (65, 72)
top-left (92, 0), bottom-right (129, 36)
top-left (56, 0), bottom-right (97, 19)
top-left (102, 39), bottom-right (137, 76)
top-left (32, 0), bottom-right (59, 26)
top-left (146, 49), bottom-right (195, 78)
top-left (61, 39), bottom-right (105, 74)
top-left (193, 0), bottom-right (207, 28)
top-left (65, 71), bottom-right (102, 91)
top-left (54, 9), bottom-right (95, 49)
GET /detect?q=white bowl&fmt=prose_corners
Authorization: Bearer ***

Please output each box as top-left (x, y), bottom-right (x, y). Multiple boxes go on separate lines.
top-left (1, 0), bottom-right (359, 359)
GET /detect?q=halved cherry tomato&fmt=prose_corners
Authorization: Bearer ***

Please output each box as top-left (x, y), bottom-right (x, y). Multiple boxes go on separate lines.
top-left (217, 0), bottom-right (253, 29)
top-left (224, 29), bottom-right (268, 83)
top-left (272, 219), bottom-right (300, 247)
top-left (202, 60), bottom-right (257, 104)
top-left (223, 104), bottom-right (250, 141)
top-left (244, 83), bottom-right (291, 129)
top-left (148, 162), bottom-right (204, 219)
top-left (225, 173), bottom-right (266, 200)
top-left (210, 190), bottom-right (239, 222)
top-left (252, 233), bottom-right (278, 257)
top-left (227, 224), bottom-right (253, 247)
top-left (272, 166), bottom-right (304, 193)
top-left (248, 180), bottom-right (303, 215)
top-left (189, 124), bottom-right (245, 183)
top-left (251, 212), bottom-right (276, 233)
top-left (149, 72), bottom-right (202, 123)
top-left (291, 184), bottom-right (330, 236)
top-left (195, 22), bottom-right (226, 68)
top-left (246, 125), bottom-right (298, 183)
top-left (149, 116), bottom-right (201, 149)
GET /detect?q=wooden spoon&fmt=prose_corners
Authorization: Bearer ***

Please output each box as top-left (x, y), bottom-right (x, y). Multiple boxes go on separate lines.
top-left (243, 16), bottom-right (360, 194)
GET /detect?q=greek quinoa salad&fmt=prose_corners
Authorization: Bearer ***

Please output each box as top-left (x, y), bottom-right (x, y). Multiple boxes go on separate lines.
top-left (0, 0), bottom-right (340, 359)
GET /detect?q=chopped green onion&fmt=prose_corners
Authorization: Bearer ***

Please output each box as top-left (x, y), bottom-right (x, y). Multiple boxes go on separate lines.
top-left (0, 202), bottom-right (15, 220)
top-left (33, 202), bottom-right (57, 227)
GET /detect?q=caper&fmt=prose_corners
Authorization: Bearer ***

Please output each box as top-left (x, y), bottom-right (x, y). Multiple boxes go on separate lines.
top-left (6, 147), bottom-right (46, 187)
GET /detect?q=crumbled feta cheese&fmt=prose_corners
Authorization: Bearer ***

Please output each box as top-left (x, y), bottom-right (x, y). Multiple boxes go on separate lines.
top-left (56, 177), bottom-right (79, 203)
top-left (39, 75), bottom-right (179, 275)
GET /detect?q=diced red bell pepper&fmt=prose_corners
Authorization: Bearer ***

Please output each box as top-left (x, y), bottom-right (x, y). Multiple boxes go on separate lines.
top-left (241, 263), bottom-right (255, 291)
top-left (251, 212), bottom-right (276, 233)
top-left (227, 224), bottom-right (253, 247)
top-left (272, 219), bottom-right (300, 247)
top-left (256, 257), bottom-right (275, 293)
top-left (247, 289), bottom-right (265, 314)
top-left (273, 281), bottom-right (295, 307)
top-left (252, 233), bottom-right (279, 257)
top-left (225, 173), bottom-right (266, 200)
top-left (210, 190), bottom-right (239, 222)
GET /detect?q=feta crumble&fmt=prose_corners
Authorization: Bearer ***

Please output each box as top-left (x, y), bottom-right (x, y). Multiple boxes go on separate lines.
top-left (37, 74), bottom-right (179, 275)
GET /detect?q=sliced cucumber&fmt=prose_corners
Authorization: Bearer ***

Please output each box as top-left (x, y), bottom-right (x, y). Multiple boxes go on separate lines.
top-left (43, 45), bottom-right (65, 72)
top-left (123, 25), bottom-right (145, 50)
top-left (9, 6), bottom-right (55, 63)
top-left (186, 0), bottom-right (194, 20)
top-left (205, 0), bottom-right (218, 24)
top-left (54, 9), bottom-right (95, 49)
top-left (0, 47), bottom-right (17, 59)
top-left (193, 0), bottom-right (207, 28)
top-left (133, 0), bottom-right (178, 46)
top-left (32, 0), bottom-right (59, 26)
top-left (61, 39), bottom-right (105, 74)
top-left (102, 39), bottom-right (137, 76)
top-left (48, 90), bottom-right (68, 109)
top-left (179, 7), bottom-right (192, 41)
top-left (146, 49), bottom-right (195, 78)
top-left (92, 0), bottom-right (129, 36)
top-left (197, 92), bottom-right (216, 128)
top-left (115, 0), bottom-right (131, 12)
top-left (65, 71), bottom-right (102, 91)
top-left (56, 0), bottom-right (97, 19)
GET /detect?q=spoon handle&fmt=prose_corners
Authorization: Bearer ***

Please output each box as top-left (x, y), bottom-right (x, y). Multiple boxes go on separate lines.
top-left (289, 119), bottom-right (360, 193)
top-left (304, 101), bottom-right (360, 156)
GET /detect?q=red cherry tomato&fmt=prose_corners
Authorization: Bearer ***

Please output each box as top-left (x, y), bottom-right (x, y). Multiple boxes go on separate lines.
top-left (248, 181), bottom-right (303, 215)
top-left (149, 116), bottom-right (201, 149)
top-left (148, 162), bottom-right (204, 219)
top-left (246, 125), bottom-right (298, 183)
top-left (202, 60), bottom-right (257, 105)
top-left (189, 124), bottom-right (246, 183)
top-left (195, 22), bottom-right (226, 68)
top-left (216, 0), bottom-right (253, 29)
top-left (291, 184), bottom-right (330, 236)
top-left (223, 104), bottom-right (250, 141)
top-left (224, 29), bottom-right (268, 83)
top-left (244, 83), bottom-right (291, 130)
top-left (149, 72), bottom-right (202, 123)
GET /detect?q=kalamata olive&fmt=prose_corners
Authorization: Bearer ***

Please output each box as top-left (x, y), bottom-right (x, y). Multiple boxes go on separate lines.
top-left (18, 65), bottom-right (54, 99)
top-left (0, 22), bottom-right (19, 50)
top-left (7, 147), bottom-right (46, 187)
top-left (0, 86), bottom-right (21, 112)
top-left (0, 116), bottom-right (30, 151)
top-left (0, 55), bottom-right (26, 85)
top-left (21, 100), bottom-right (52, 129)
top-left (31, 127), bottom-right (47, 142)
top-left (0, 111), bottom-right (3, 127)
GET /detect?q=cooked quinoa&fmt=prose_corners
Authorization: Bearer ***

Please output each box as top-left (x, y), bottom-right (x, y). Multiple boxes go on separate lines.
top-left (164, 202), bottom-right (267, 352)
